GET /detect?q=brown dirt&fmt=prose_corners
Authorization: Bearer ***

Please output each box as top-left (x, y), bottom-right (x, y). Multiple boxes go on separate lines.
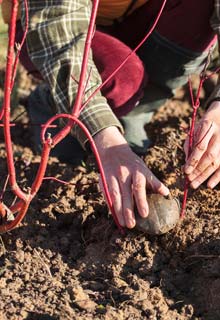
top-left (0, 66), bottom-right (220, 320)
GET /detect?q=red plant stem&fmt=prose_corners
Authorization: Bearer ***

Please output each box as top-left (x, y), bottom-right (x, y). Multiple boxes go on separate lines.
top-left (180, 75), bottom-right (206, 217)
top-left (82, 0), bottom-right (167, 110)
top-left (72, 0), bottom-right (99, 117)
top-left (0, 200), bottom-right (29, 233)
top-left (41, 113), bottom-right (124, 233)
top-left (188, 79), bottom-right (204, 153)
top-left (0, 202), bottom-right (7, 219)
top-left (41, 0), bottom-right (167, 183)
top-left (45, 0), bottom-right (101, 150)
top-left (194, 122), bottom-right (213, 148)
top-left (0, 0), bottom-right (28, 121)
top-left (30, 142), bottom-right (51, 197)
top-left (3, 0), bottom-right (28, 201)
top-left (0, 123), bottom-right (16, 127)
top-left (0, 0), bottom-right (167, 232)
top-left (83, 66), bottom-right (93, 97)
top-left (0, 123), bottom-right (58, 128)
top-left (55, 0), bottom-right (168, 147)
top-left (0, 140), bottom-right (51, 232)
top-left (10, 0), bottom-right (29, 89)
top-left (10, 200), bottom-right (23, 214)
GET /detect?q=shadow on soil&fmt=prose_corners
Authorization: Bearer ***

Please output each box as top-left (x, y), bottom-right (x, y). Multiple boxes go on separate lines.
top-left (2, 206), bottom-right (219, 319)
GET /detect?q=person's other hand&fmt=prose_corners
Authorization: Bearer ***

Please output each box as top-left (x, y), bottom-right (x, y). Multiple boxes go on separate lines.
top-left (184, 101), bottom-right (220, 189)
top-left (94, 126), bottom-right (169, 228)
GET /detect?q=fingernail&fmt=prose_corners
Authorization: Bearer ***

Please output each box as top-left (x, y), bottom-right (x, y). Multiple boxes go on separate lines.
top-left (164, 187), bottom-right (170, 196)
top-left (185, 165), bottom-right (193, 175)
top-left (208, 182), bottom-right (215, 189)
top-left (142, 207), bottom-right (149, 217)
top-left (187, 175), bottom-right (194, 182)
top-left (191, 181), bottom-right (199, 189)
top-left (128, 219), bottom-right (136, 229)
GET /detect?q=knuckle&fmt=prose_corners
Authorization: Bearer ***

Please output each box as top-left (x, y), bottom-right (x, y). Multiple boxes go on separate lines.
top-left (196, 143), bottom-right (206, 152)
top-left (203, 119), bottom-right (212, 127)
top-left (189, 158), bottom-right (199, 168)
top-left (110, 188), bottom-right (120, 201)
top-left (117, 167), bottom-right (124, 180)
top-left (200, 119), bottom-right (212, 131)
top-left (124, 208), bottom-right (132, 218)
top-left (192, 167), bottom-right (202, 177)
top-left (207, 151), bottom-right (217, 162)
top-left (133, 180), bottom-right (144, 192)
top-left (133, 178), bottom-right (145, 192)
top-left (193, 177), bottom-right (203, 187)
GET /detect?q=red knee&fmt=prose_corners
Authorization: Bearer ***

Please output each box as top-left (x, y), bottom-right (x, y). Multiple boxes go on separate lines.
top-left (92, 30), bottom-right (147, 117)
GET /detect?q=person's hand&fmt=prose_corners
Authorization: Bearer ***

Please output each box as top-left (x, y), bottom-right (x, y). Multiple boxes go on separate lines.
top-left (184, 101), bottom-right (220, 189)
top-left (94, 126), bottom-right (169, 229)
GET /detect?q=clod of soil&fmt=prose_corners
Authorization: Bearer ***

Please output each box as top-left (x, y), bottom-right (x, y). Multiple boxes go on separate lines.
top-left (135, 194), bottom-right (180, 235)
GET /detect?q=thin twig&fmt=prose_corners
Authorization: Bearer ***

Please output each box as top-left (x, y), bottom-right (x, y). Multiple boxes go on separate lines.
top-left (33, 248), bottom-right (53, 278)
top-left (0, 236), bottom-right (6, 255)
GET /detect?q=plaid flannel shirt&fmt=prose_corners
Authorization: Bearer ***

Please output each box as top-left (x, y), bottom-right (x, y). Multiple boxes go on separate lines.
top-left (21, 1), bottom-right (220, 148)
top-left (21, 0), bottom-right (123, 148)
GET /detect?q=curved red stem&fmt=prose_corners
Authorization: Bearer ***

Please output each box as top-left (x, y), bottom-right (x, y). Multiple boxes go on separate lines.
top-left (0, 0), bottom-right (167, 233)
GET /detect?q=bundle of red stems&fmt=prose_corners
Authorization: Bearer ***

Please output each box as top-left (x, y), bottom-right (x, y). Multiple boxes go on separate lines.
top-left (180, 60), bottom-right (220, 217)
top-left (0, 0), bottom-right (168, 233)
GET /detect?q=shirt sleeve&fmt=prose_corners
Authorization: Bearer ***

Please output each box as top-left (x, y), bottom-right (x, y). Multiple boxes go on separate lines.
top-left (208, 0), bottom-right (220, 103)
top-left (21, 0), bottom-right (123, 148)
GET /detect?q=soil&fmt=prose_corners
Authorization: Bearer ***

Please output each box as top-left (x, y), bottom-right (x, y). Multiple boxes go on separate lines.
top-left (0, 65), bottom-right (220, 320)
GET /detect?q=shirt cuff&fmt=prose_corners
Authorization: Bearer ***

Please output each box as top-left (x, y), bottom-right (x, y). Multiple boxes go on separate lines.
top-left (73, 106), bottom-right (124, 149)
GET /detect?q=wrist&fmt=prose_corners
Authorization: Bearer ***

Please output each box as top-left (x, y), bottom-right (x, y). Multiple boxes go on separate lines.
top-left (94, 126), bottom-right (128, 151)
top-left (205, 101), bottom-right (220, 125)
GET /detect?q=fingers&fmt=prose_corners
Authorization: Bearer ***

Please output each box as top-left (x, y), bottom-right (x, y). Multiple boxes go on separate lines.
top-left (118, 167), bottom-right (135, 229)
top-left (132, 168), bottom-right (169, 220)
top-left (145, 167), bottom-right (170, 196)
top-left (99, 175), bottom-right (125, 227)
top-left (208, 168), bottom-right (220, 189)
top-left (185, 120), bottom-right (214, 175)
top-left (101, 169), bottom-right (136, 229)
top-left (187, 136), bottom-right (220, 187)
top-left (100, 165), bottom-right (169, 230)
top-left (133, 171), bottom-right (148, 219)
top-left (189, 160), bottom-right (220, 189)
top-left (108, 176), bottom-right (125, 227)
top-left (96, 137), bottom-right (169, 229)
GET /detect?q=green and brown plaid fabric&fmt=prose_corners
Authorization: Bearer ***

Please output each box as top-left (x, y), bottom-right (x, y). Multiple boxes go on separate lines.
top-left (21, 0), bottom-right (123, 148)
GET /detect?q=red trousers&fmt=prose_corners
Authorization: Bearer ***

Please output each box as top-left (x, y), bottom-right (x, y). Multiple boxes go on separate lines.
top-left (15, 21), bottom-right (146, 118)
